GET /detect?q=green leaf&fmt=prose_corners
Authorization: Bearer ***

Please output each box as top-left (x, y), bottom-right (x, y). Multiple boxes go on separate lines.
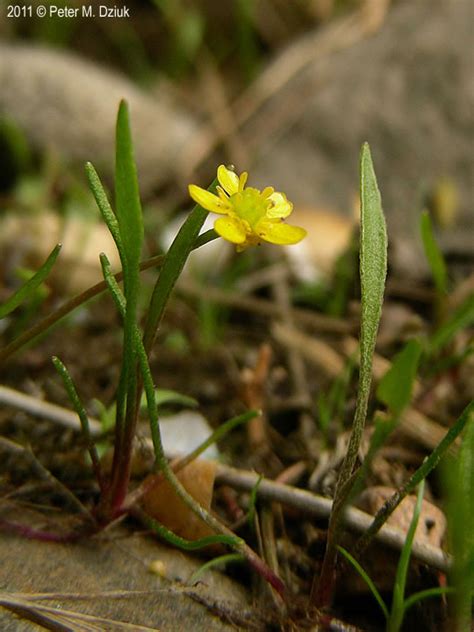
top-left (337, 546), bottom-right (388, 619)
top-left (359, 143), bottom-right (388, 386)
top-left (311, 143), bottom-right (388, 609)
top-left (143, 177), bottom-right (217, 352)
top-left (115, 100), bottom-right (143, 274)
top-left (188, 553), bottom-right (244, 585)
top-left (338, 142), bottom-right (388, 491)
top-left (154, 389), bottom-right (198, 409)
top-left (420, 210), bottom-right (448, 295)
top-left (403, 586), bottom-right (455, 613)
top-left (429, 293), bottom-right (474, 354)
top-left (377, 339), bottom-right (422, 417)
top-left (85, 162), bottom-right (124, 260)
top-left (141, 513), bottom-right (238, 551)
top-left (0, 244), bottom-right (61, 319)
top-left (52, 355), bottom-right (104, 491)
top-left (247, 474), bottom-right (263, 529)
top-left (354, 400), bottom-right (474, 557)
top-left (445, 410), bottom-right (474, 628)
top-left (388, 481), bottom-right (425, 632)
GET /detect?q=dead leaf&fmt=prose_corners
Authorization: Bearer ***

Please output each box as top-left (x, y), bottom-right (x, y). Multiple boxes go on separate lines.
top-left (141, 460), bottom-right (217, 542)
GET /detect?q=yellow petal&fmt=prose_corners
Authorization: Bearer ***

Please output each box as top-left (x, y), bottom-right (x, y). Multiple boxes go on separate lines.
top-left (216, 186), bottom-right (229, 201)
top-left (261, 186), bottom-right (275, 199)
top-left (214, 216), bottom-right (247, 244)
top-left (188, 185), bottom-right (230, 214)
top-left (239, 172), bottom-right (248, 191)
top-left (256, 219), bottom-right (307, 245)
top-left (267, 192), bottom-right (293, 219)
top-left (217, 165), bottom-right (240, 196)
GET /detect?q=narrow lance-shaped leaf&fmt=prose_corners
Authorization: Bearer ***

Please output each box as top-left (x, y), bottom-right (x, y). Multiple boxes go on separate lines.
top-left (114, 100), bottom-right (143, 276)
top-left (85, 162), bottom-right (124, 261)
top-left (338, 142), bottom-right (388, 493)
top-left (0, 244), bottom-right (61, 319)
top-left (107, 101), bottom-right (145, 512)
top-left (143, 178), bottom-right (218, 353)
top-left (311, 142), bottom-right (388, 608)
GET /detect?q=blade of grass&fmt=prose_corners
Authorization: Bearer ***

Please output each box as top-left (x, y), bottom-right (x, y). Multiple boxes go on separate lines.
top-left (403, 586), bottom-right (455, 613)
top-left (0, 244), bottom-right (61, 319)
top-left (0, 230), bottom-right (218, 367)
top-left (311, 142), bottom-right (387, 608)
top-left (139, 510), bottom-right (238, 551)
top-left (188, 553), bottom-right (244, 584)
top-left (354, 399), bottom-right (474, 557)
top-left (420, 210), bottom-right (448, 295)
top-left (377, 339), bottom-right (422, 417)
top-left (247, 474), bottom-right (263, 529)
top-left (388, 480), bottom-right (425, 632)
top-left (443, 404), bottom-right (474, 631)
top-left (85, 162), bottom-right (124, 259)
top-left (428, 293), bottom-right (474, 355)
top-left (337, 545), bottom-right (389, 619)
top-left (52, 356), bottom-right (104, 493)
top-left (171, 410), bottom-right (258, 469)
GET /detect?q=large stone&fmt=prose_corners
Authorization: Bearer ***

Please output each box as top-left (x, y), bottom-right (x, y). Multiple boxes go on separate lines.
top-left (247, 0), bottom-right (473, 276)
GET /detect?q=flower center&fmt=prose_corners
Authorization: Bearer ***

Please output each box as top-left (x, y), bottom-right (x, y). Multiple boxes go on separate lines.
top-left (229, 188), bottom-right (270, 228)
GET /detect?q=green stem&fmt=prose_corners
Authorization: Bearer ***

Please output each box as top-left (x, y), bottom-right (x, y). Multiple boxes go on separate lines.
top-left (101, 259), bottom-right (286, 599)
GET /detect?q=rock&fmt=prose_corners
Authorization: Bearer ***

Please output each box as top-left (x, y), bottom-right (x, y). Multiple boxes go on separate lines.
top-left (0, 527), bottom-right (253, 631)
top-left (247, 0), bottom-right (473, 277)
top-left (0, 44), bottom-right (197, 195)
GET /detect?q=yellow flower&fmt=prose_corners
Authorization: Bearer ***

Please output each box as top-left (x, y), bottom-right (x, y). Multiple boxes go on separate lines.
top-left (189, 165), bottom-right (307, 252)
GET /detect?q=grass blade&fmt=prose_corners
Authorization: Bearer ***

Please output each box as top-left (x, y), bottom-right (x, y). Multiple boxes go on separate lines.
top-left (139, 511), bottom-right (238, 551)
top-left (420, 210), bottom-right (448, 295)
top-left (377, 339), bottom-right (422, 417)
top-left (0, 244), bottom-right (61, 319)
top-left (403, 586), bottom-right (455, 613)
top-left (388, 480), bottom-right (425, 632)
top-left (85, 162), bottom-right (124, 259)
top-left (52, 356), bottom-right (104, 492)
top-left (0, 230), bottom-right (218, 367)
top-left (188, 553), bottom-right (244, 584)
top-left (337, 545), bottom-right (388, 619)
top-left (355, 400), bottom-right (474, 556)
top-left (444, 406), bottom-right (474, 631)
top-left (429, 293), bottom-right (474, 355)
